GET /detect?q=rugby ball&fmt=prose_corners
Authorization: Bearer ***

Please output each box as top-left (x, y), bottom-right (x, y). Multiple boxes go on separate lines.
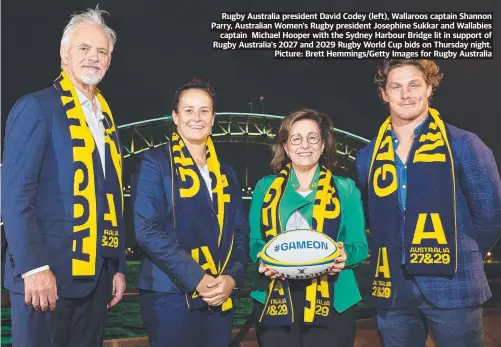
top-left (260, 229), bottom-right (341, 280)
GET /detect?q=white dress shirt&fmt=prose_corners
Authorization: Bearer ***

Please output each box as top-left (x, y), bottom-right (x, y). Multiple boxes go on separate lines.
top-left (75, 88), bottom-right (106, 175)
top-left (199, 165), bottom-right (212, 200)
top-left (285, 190), bottom-right (312, 231)
top-left (22, 88), bottom-right (106, 278)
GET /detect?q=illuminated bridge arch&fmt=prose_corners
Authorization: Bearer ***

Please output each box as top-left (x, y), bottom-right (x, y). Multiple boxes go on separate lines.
top-left (1, 114), bottom-right (370, 226)
top-left (119, 112), bottom-right (369, 163)
top-left (119, 112), bottom-right (369, 197)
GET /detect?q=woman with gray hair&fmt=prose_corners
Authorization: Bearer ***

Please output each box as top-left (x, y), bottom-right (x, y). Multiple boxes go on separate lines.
top-left (2, 5), bottom-right (126, 347)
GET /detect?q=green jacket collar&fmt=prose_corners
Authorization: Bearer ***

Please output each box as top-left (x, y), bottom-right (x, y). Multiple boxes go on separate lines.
top-left (279, 166), bottom-right (320, 228)
top-left (287, 165), bottom-right (321, 191)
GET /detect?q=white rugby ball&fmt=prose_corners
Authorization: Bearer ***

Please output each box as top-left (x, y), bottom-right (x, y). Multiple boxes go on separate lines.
top-left (260, 229), bottom-right (341, 280)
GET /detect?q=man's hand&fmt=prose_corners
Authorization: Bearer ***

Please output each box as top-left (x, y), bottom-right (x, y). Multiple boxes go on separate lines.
top-left (327, 242), bottom-right (346, 275)
top-left (200, 275), bottom-right (235, 306)
top-left (196, 274), bottom-right (216, 295)
top-left (24, 269), bottom-right (58, 312)
top-left (108, 272), bottom-right (126, 309)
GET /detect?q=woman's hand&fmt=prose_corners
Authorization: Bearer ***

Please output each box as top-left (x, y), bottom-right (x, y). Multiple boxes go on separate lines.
top-left (257, 252), bottom-right (283, 280)
top-left (200, 275), bottom-right (235, 306)
top-left (327, 242), bottom-right (346, 275)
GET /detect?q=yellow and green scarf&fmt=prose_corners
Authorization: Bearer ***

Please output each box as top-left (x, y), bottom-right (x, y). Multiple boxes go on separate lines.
top-left (367, 108), bottom-right (457, 308)
top-left (258, 164), bottom-right (341, 327)
top-left (170, 131), bottom-right (234, 311)
top-left (54, 71), bottom-right (124, 278)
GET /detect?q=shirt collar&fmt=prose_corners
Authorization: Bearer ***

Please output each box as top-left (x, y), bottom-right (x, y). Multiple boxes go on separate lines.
top-left (390, 115), bottom-right (429, 142)
top-left (288, 165), bottom-right (321, 191)
top-left (75, 88), bottom-right (104, 120)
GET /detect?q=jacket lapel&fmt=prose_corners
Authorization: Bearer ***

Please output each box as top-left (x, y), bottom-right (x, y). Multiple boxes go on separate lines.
top-left (92, 148), bottom-right (105, 185)
top-left (279, 167), bottom-right (319, 230)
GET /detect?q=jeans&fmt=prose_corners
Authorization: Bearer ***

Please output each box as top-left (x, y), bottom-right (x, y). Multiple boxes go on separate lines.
top-left (377, 281), bottom-right (483, 347)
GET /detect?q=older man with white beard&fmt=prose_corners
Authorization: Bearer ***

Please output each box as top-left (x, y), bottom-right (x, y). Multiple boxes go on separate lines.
top-left (2, 6), bottom-right (126, 347)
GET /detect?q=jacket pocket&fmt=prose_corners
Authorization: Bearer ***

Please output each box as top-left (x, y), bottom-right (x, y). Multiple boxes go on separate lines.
top-left (37, 219), bottom-right (73, 237)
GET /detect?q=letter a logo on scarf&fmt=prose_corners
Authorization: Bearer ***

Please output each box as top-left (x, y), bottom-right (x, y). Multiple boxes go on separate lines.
top-left (367, 109), bottom-right (457, 308)
top-left (54, 71), bottom-right (124, 278)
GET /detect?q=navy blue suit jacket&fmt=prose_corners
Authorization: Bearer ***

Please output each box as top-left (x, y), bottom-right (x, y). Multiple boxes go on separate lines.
top-left (356, 124), bottom-right (501, 308)
top-left (133, 145), bottom-right (250, 294)
top-left (1, 86), bottom-right (125, 298)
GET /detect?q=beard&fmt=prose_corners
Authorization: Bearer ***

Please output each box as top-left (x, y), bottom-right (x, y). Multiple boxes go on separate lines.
top-left (80, 73), bottom-right (103, 85)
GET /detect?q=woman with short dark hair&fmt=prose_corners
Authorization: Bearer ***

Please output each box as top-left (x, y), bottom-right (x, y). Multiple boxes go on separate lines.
top-left (134, 78), bottom-right (250, 347)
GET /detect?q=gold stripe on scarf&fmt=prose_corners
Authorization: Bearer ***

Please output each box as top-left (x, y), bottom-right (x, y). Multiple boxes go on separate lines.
top-left (58, 72), bottom-right (98, 276)
top-left (56, 72), bottom-right (123, 277)
top-left (98, 93), bottom-right (123, 212)
top-left (206, 136), bottom-right (230, 247)
top-left (170, 132), bottom-right (233, 310)
top-left (260, 164), bottom-right (340, 325)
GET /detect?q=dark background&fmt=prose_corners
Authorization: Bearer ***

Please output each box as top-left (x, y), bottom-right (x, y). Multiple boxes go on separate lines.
top-left (1, 0), bottom-right (500, 261)
top-left (2, 0), bottom-right (500, 163)
top-left (2, 0), bottom-right (500, 246)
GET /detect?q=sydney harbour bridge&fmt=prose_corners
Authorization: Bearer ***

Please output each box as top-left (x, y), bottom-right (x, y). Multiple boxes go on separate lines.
top-left (0, 112), bottom-right (369, 244)
top-left (118, 112), bottom-right (370, 247)
top-left (119, 112), bottom-right (369, 198)
top-left (3, 114), bottom-right (501, 347)
top-left (2, 120), bottom-right (500, 347)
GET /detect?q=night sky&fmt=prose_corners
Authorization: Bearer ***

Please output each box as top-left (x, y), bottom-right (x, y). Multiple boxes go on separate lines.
top-left (2, 0), bottom-right (500, 168)
top-left (2, 0), bottom-right (500, 250)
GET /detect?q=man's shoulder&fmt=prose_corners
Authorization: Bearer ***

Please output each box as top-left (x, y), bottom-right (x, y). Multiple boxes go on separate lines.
top-left (446, 123), bottom-right (488, 152)
top-left (6, 86), bottom-right (60, 126)
top-left (357, 138), bottom-right (376, 158)
top-left (18, 86), bottom-right (60, 114)
top-left (446, 123), bottom-right (478, 141)
top-left (355, 138), bottom-right (376, 171)
top-left (23, 86), bottom-right (60, 106)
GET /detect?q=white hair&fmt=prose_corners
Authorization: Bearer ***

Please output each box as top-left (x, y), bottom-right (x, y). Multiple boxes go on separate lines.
top-left (61, 4), bottom-right (116, 52)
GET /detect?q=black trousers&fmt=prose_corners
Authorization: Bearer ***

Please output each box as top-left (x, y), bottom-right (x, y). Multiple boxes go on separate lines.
top-left (10, 262), bottom-right (112, 347)
top-left (255, 281), bottom-right (357, 347)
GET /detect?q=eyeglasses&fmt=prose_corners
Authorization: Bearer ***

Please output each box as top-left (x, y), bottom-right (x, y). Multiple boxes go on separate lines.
top-left (289, 132), bottom-right (321, 146)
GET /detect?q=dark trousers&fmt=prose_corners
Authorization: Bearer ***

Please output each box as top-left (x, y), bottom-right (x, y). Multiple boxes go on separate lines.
top-left (377, 280), bottom-right (484, 347)
top-left (255, 281), bottom-right (357, 347)
top-left (139, 290), bottom-right (234, 347)
top-left (10, 262), bottom-right (112, 347)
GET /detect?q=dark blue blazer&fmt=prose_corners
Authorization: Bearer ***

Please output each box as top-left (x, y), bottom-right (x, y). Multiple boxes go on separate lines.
top-left (133, 145), bottom-right (250, 294)
top-left (356, 124), bottom-right (501, 309)
top-left (1, 86), bottom-right (125, 298)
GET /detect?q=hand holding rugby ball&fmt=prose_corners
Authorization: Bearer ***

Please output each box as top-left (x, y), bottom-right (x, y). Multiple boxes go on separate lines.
top-left (259, 229), bottom-right (342, 279)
